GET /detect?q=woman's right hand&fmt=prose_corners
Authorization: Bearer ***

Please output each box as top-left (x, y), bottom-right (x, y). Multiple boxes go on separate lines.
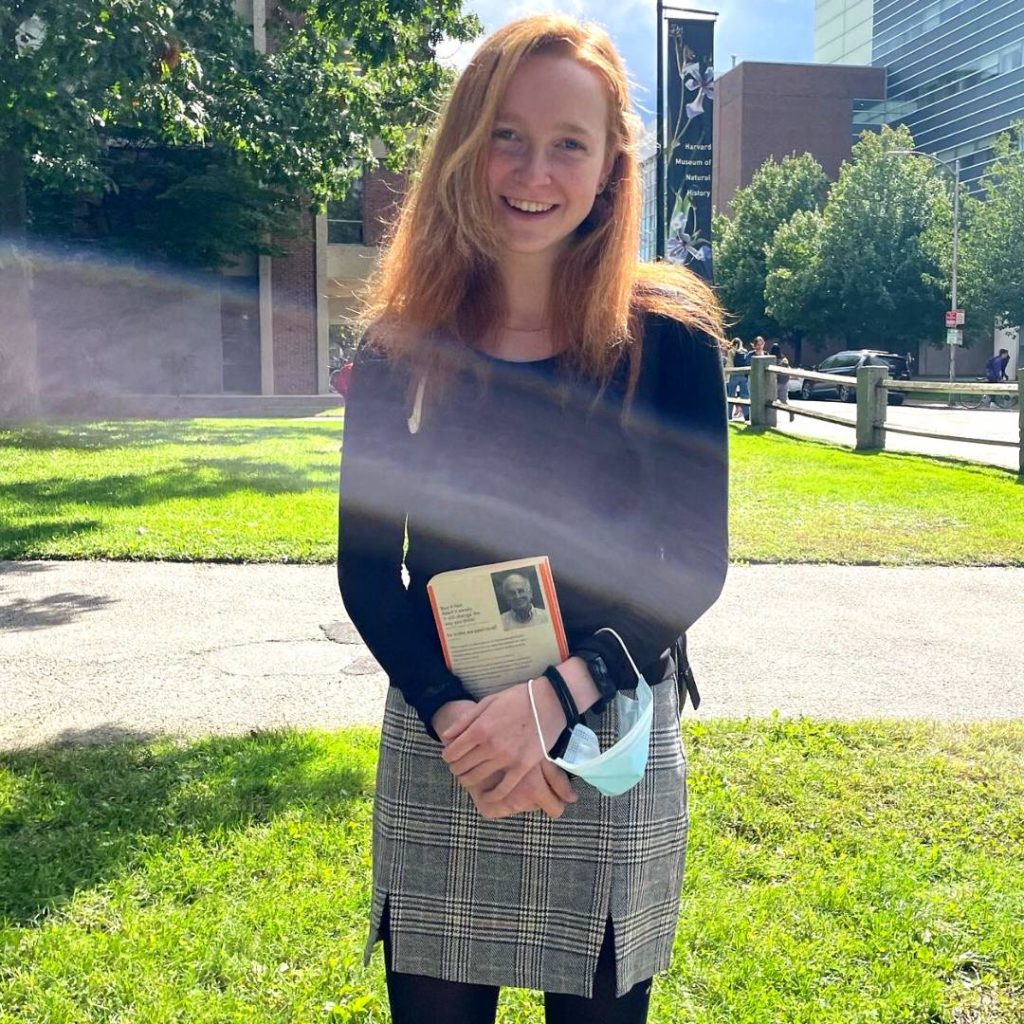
top-left (469, 761), bottom-right (576, 821)
top-left (433, 700), bottom-right (576, 820)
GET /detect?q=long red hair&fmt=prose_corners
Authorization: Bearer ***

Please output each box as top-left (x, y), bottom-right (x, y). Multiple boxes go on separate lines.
top-left (359, 15), bottom-right (724, 402)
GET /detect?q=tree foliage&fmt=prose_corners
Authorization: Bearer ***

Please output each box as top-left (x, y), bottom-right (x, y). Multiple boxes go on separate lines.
top-left (1, 0), bottom-right (480, 210)
top-left (813, 125), bottom-right (951, 349)
top-left (713, 153), bottom-right (828, 339)
top-left (959, 123), bottom-right (1024, 343)
top-left (0, 0), bottom-right (480, 412)
top-left (763, 208), bottom-right (826, 343)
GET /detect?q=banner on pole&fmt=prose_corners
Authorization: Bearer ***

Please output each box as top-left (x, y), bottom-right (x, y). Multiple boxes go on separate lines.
top-left (663, 14), bottom-right (716, 280)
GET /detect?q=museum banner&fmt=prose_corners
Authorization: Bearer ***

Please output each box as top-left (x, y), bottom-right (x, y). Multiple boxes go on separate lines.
top-left (663, 14), bottom-right (715, 279)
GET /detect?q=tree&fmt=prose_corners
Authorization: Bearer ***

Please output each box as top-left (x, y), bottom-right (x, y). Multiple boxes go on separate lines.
top-left (960, 123), bottom-right (1024, 345)
top-left (763, 208), bottom-right (826, 363)
top-left (813, 124), bottom-right (950, 350)
top-left (713, 152), bottom-right (828, 339)
top-left (0, 0), bottom-right (481, 413)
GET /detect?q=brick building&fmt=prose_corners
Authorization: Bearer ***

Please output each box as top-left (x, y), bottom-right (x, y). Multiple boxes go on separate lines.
top-left (712, 61), bottom-right (886, 216)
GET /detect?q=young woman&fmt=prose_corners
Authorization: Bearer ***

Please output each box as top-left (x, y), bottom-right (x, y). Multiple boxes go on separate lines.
top-left (338, 16), bottom-right (728, 1022)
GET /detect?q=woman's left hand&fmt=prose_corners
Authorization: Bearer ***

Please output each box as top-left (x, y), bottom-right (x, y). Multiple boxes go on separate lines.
top-left (439, 681), bottom-right (566, 802)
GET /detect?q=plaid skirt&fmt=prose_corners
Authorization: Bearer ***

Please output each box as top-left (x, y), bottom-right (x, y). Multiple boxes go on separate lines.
top-left (364, 661), bottom-right (689, 998)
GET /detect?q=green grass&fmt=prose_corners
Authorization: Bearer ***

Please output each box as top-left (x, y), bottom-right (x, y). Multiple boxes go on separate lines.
top-left (1, 418), bottom-right (1022, 564)
top-left (1, 721), bottom-right (1022, 1022)
top-left (0, 419), bottom-right (343, 562)
top-left (728, 426), bottom-right (1024, 564)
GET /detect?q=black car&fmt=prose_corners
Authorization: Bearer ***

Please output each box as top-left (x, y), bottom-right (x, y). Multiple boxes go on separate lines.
top-left (799, 350), bottom-right (910, 405)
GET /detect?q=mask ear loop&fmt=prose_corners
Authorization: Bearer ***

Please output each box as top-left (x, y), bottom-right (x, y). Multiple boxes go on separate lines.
top-left (526, 678), bottom-right (555, 761)
top-left (594, 627), bottom-right (643, 686)
top-left (407, 375), bottom-right (426, 435)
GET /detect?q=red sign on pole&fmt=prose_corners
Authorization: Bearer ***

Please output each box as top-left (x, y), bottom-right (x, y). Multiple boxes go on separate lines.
top-left (945, 309), bottom-right (966, 327)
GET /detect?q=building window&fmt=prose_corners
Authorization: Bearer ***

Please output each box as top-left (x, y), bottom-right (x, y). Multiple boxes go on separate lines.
top-left (999, 45), bottom-right (1023, 75)
top-left (327, 177), bottom-right (364, 244)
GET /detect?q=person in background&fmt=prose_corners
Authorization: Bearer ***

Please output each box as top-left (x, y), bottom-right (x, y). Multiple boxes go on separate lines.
top-left (729, 337), bottom-right (749, 421)
top-left (985, 348), bottom-right (1011, 383)
top-left (769, 342), bottom-right (795, 422)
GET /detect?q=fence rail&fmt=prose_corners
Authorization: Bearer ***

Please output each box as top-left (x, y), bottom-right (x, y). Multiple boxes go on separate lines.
top-left (740, 356), bottom-right (1023, 476)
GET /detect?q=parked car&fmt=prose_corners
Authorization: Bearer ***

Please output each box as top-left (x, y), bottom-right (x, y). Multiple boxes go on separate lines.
top-left (799, 350), bottom-right (910, 405)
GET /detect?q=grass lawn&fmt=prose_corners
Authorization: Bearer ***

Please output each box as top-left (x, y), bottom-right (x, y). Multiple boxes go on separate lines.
top-left (1, 721), bottom-right (1022, 1023)
top-left (1, 418), bottom-right (1022, 565)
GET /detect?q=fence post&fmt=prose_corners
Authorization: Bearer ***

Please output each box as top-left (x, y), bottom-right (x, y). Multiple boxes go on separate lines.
top-left (749, 356), bottom-right (776, 428)
top-left (855, 365), bottom-right (888, 451)
top-left (1018, 369), bottom-right (1023, 478)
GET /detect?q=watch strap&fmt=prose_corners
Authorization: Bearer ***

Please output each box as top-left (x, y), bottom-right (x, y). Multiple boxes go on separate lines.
top-left (578, 650), bottom-right (616, 713)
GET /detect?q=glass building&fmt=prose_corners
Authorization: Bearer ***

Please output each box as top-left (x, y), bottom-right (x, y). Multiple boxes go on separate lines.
top-left (816, 0), bottom-right (873, 64)
top-left (816, 0), bottom-right (1024, 188)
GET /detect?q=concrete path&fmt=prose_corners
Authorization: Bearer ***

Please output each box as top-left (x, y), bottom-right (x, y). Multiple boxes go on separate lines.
top-left (772, 400), bottom-right (1019, 472)
top-left (2, 561), bottom-right (1021, 750)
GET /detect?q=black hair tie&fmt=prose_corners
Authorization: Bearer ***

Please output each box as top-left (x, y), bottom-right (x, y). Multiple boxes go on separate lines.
top-left (542, 665), bottom-right (583, 730)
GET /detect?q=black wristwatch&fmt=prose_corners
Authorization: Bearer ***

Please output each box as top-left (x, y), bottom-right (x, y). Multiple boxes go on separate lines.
top-left (577, 650), bottom-right (616, 714)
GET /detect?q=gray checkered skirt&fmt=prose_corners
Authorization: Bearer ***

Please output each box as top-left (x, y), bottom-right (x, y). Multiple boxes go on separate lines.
top-left (364, 662), bottom-right (688, 998)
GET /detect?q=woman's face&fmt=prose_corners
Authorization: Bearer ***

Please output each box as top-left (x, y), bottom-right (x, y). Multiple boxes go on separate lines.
top-left (486, 54), bottom-right (615, 263)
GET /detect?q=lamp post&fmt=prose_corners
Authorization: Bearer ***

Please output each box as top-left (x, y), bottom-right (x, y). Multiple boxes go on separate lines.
top-left (889, 148), bottom-right (961, 396)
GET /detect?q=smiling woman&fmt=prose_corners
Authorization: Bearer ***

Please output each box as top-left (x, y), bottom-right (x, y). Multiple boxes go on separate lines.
top-left (337, 14), bottom-right (729, 1024)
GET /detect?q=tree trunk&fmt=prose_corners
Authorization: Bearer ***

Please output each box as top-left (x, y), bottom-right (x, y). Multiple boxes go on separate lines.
top-left (0, 145), bottom-right (40, 419)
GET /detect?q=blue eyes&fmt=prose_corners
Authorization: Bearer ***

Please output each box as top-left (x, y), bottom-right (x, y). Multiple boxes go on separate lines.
top-left (491, 129), bottom-right (586, 152)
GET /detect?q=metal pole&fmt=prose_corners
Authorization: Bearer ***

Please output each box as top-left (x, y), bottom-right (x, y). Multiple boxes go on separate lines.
top-left (656, 0), bottom-right (665, 260)
top-left (949, 156), bottom-right (960, 390)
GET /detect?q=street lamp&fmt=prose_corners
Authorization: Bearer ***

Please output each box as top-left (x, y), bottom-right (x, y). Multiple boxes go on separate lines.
top-left (889, 148), bottom-right (961, 394)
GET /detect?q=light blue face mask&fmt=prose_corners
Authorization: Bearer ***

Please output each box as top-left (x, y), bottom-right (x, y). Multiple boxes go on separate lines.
top-left (528, 628), bottom-right (653, 797)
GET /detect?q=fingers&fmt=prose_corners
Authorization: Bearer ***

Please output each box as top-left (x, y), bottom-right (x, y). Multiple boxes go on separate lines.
top-left (485, 763), bottom-right (532, 803)
top-left (540, 760), bottom-right (577, 805)
top-left (442, 744), bottom-right (490, 776)
top-left (457, 761), bottom-right (505, 790)
top-left (496, 765), bottom-right (572, 820)
top-left (432, 699), bottom-right (483, 743)
top-left (526, 773), bottom-right (568, 819)
top-left (439, 694), bottom-right (497, 753)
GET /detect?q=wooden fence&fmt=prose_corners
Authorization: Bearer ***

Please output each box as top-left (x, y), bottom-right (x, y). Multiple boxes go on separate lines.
top-left (731, 357), bottom-right (1023, 476)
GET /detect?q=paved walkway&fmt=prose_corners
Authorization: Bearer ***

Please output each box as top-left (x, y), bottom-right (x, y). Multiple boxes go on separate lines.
top-left (774, 400), bottom-right (1019, 472)
top-left (2, 560), bottom-right (1021, 750)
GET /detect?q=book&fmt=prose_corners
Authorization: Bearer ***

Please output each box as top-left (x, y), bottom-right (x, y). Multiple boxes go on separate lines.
top-left (427, 556), bottom-right (569, 699)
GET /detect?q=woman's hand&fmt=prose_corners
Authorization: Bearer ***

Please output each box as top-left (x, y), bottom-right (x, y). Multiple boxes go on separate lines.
top-left (431, 698), bottom-right (481, 741)
top-left (470, 761), bottom-right (576, 820)
top-left (439, 681), bottom-right (567, 802)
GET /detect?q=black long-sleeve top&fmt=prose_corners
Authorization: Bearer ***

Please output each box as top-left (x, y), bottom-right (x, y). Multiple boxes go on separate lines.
top-left (337, 312), bottom-right (729, 738)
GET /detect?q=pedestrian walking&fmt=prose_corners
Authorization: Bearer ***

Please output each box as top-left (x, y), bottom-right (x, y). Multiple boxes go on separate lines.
top-left (337, 15), bottom-right (729, 1023)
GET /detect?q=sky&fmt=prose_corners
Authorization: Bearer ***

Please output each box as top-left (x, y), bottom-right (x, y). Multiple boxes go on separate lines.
top-left (439, 0), bottom-right (816, 127)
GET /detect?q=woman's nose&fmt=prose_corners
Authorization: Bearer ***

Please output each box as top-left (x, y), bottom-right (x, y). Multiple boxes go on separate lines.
top-left (517, 146), bottom-right (553, 185)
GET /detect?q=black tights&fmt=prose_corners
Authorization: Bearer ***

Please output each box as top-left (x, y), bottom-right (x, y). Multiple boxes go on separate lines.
top-left (381, 904), bottom-right (652, 1024)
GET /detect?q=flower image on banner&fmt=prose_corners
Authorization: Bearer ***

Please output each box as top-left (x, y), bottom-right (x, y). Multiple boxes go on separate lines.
top-left (664, 16), bottom-right (715, 279)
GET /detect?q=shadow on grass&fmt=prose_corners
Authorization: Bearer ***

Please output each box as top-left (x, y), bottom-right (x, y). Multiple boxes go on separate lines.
top-left (0, 457), bottom-right (333, 515)
top-left (0, 728), bottom-right (377, 924)
top-left (0, 521), bottom-right (103, 561)
top-left (1, 421), bottom-right (343, 452)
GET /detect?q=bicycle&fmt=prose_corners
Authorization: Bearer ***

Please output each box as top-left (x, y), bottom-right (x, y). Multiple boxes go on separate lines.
top-left (954, 377), bottom-right (1017, 410)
